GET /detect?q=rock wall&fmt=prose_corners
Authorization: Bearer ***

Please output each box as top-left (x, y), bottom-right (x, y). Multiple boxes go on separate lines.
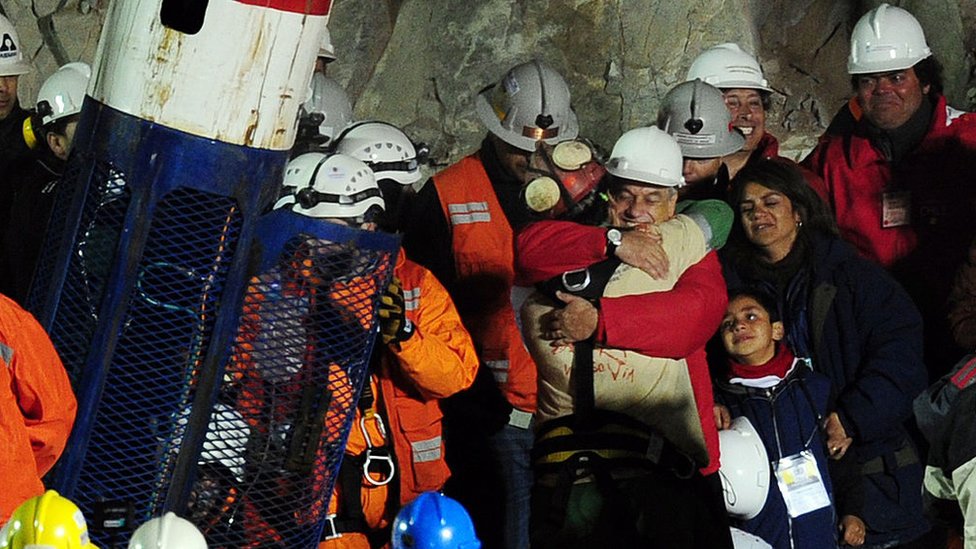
top-left (6, 0), bottom-right (975, 163)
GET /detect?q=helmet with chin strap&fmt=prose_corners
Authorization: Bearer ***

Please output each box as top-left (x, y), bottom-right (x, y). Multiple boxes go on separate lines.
top-left (333, 121), bottom-right (424, 186)
top-left (274, 152), bottom-right (385, 223)
top-left (718, 416), bottom-right (771, 520)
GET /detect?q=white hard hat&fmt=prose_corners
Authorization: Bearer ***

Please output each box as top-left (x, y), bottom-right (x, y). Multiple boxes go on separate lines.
top-left (274, 152), bottom-right (385, 220)
top-left (686, 43), bottom-right (772, 92)
top-left (730, 527), bottom-right (773, 549)
top-left (304, 73), bottom-right (353, 140)
top-left (333, 121), bottom-right (422, 185)
top-left (0, 15), bottom-right (29, 77)
top-left (128, 512), bottom-right (207, 549)
top-left (37, 62), bottom-right (91, 126)
top-left (848, 3), bottom-right (931, 75)
top-left (319, 27), bottom-right (336, 61)
top-left (606, 126), bottom-right (684, 187)
top-left (658, 79), bottom-right (745, 159)
top-left (718, 416), bottom-right (770, 520)
top-left (475, 60), bottom-right (579, 152)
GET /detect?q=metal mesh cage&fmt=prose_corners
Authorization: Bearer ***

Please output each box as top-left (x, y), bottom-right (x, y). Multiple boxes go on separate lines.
top-left (70, 184), bottom-right (245, 545)
top-left (189, 211), bottom-right (397, 549)
top-left (28, 156), bottom-right (130, 383)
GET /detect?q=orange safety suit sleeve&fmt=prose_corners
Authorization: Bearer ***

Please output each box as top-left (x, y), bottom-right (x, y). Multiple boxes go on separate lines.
top-left (389, 260), bottom-right (478, 401)
top-left (0, 295), bottom-right (77, 477)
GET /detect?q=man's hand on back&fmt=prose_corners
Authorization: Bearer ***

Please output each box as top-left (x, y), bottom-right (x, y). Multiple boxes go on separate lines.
top-left (541, 291), bottom-right (599, 346)
top-left (615, 225), bottom-right (670, 279)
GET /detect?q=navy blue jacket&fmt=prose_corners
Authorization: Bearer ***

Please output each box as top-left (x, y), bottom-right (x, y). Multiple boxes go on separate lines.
top-left (722, 233), bottom-right (929, 546)
top-left (716, 362), bottom-right (838, 549)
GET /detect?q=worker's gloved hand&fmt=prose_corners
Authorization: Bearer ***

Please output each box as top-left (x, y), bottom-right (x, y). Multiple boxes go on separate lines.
top-left (378, 276), bottom-right (414, 345)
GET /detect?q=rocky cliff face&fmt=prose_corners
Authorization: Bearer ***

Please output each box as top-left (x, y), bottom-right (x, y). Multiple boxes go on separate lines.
top-left (8, 0), bottom-right (975, 163)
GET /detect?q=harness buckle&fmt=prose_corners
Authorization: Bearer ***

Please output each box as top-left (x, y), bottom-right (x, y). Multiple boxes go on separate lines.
top-left (359, 414), bottom-right (396, 486)
top-left (561, 268), bottom-right (591, 292)
top-left (363, 448), bottom-right (396, 486)
top-left (322, 514), bottom-right (342, 540)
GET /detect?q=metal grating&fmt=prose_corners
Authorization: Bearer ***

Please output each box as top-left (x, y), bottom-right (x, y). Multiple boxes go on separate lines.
top-left (65, 183), bottom-right (244, 547)
top-left (29, 156), bottom-right (129, 384)
top-left (190, 215), bottom-right (395, 548)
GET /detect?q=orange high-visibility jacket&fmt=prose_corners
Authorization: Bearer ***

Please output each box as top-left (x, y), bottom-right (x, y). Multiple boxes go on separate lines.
top-left (431, 155), bottom-right (537, 413)
top-left (319, 251), bottom-right (478, 549)
top-left (0, 294), bottom-right (77, 520)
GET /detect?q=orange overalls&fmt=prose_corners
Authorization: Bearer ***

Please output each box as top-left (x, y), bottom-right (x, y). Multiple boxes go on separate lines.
top-left (318, 251), bottom-right (478, 549)
top-left (0, 294), bottom-right (77, 521)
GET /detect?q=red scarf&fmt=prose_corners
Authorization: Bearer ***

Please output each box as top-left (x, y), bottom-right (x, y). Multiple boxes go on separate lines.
top-left (727, 344), bottom-right (796, 381)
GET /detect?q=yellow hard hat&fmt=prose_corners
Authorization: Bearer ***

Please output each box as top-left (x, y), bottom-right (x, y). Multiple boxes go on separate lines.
top-left (0, 490), bottom-right (99, 549)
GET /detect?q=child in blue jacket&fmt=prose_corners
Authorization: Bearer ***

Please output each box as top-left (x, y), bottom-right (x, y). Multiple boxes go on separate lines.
top-left (713, 287), bottom-right (864, 548)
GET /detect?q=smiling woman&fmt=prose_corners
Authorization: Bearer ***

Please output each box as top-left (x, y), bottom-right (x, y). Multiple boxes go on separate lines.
top-left (719, 158), bottom-right (933, 547)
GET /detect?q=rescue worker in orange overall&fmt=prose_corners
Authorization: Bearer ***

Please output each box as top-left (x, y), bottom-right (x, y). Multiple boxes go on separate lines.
top-left (272, 152), bottom-right (479, 548)
top-left (400, 59), bottom-right (580, 549)
top-left (0, 294), bottom-right (77, 521)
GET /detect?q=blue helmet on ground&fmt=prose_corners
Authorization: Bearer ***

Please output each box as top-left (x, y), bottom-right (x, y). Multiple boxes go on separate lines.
top-left (391, 492), bottom-right (481, 549)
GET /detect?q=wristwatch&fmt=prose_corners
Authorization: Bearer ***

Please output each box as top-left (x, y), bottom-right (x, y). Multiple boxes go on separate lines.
top-left (605, 228), bottom-right (623, 257)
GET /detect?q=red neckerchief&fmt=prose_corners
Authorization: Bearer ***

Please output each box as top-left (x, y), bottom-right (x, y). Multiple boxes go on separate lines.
top-left (727, 344), bottom-right (796, 381)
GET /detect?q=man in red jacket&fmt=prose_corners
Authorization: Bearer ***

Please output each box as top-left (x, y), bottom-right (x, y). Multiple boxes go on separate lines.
top-left (802, 3), bottom-right (976, 376)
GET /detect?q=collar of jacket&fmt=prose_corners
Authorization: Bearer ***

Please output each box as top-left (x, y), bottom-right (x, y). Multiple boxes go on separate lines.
top-left (859, 95), bottom-right (933, 163)
top-left (844, 94), bottom-right (950, 168)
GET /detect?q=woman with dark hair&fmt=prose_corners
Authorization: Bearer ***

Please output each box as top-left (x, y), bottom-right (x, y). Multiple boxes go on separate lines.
top-left (720, 159), bottom-right (932, 548)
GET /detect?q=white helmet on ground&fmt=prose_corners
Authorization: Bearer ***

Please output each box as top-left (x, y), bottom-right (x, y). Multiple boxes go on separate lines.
top-left (127, 512), bottom-right (207, 549)
top-left (37, 62), bottom-right (91, 127)
top-left (686, 43), bottom-right (772, 92)
top-left (606, 126), bottom-right (684, 187)
top-left (333, 121), bottom-right (422, 185)
top-left (848, 3), bottom-right (931, 75)
top-left (718, 416), bottom-right (770, 520)
top-left (658, 79), bottom-right (745, 159)
top-left (475, 60), bottom-right (579, 152)
top-left (274, 152), bottom-right (385, 221)
top-left (304, 74), bottom-right (353, 140)
top-left (0, 14), bottom-right (30, 76)
top-left (730, 527), bottom-right (773, 548)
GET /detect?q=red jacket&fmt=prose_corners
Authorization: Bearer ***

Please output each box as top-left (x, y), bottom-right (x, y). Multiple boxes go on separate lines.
top-left (0, 294), bottom-right (76, 520)
top-left (803, 95), bottom-right (976, 269)
top-left (515, 221), bottom-right (727, 474)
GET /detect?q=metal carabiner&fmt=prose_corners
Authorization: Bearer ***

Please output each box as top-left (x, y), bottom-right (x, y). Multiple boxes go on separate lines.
top-left (359, 414), bottom-right (395, 486)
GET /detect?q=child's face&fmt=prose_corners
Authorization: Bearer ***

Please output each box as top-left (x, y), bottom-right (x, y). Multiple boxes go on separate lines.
top-left (720, 295), bottom-right (784, 365)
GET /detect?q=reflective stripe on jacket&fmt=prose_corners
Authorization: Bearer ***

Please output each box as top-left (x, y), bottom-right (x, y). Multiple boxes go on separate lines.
top-left (432, 154), bottom-right (537, 412)
top-left (320, 252), bottom-right (478, 548)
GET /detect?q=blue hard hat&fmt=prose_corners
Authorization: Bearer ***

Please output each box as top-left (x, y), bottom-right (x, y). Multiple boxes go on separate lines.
top-left (391, 492), bottom-right (481, 549)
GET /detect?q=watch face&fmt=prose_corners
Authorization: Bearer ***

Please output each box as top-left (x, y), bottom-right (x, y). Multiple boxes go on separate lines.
top-left (608, 228), bottom-right (622, 245)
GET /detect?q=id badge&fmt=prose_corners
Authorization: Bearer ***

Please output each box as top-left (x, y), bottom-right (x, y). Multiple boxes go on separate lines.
top-left (882, 190), bottom-right (911, 228)
top-left (773, 450), bottom-right (831, 518)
